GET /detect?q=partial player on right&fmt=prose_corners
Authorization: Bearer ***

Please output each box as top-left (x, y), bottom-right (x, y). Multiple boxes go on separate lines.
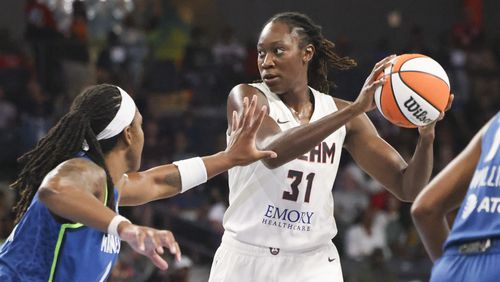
top-left (412, 111), bottom-right (500, 282)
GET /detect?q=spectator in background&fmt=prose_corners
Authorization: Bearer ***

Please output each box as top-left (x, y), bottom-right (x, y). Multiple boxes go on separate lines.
top-left (212, 25), bottom-right (246, 74)
top-left (61, 0), bottom-right (93, 103)
top-left (120, 15), bottom-right (148, 89)
top-left (402, 25), bottom-right (432, 56)
top-left (334, 163), bottom-right (371, 227)
top-left (0, 87), bottom-right (17, 130)
top-left (141, 118), bottom-right (170, 169)
top-left (467, 33), bottom-right (499, 121)
top-left (183, 27), bottom-right (213, 74)
top-left (212, 25), bottom-right (246, 102)
top-left (24, 0), bottom-right (62, 93)
top-left (19, 79), bottom-right (52, 152)
top-left (345, 205), bottom-right (388, 261)
top-left (207, 187), bottom-right (227, 236)
top-left (383, 194), bottom-right (406, 258)
top-left (24, 0), bottom-right (57, 39)
top-left (97, 31), bottom-right (128, 85)
top-left (182, 26), bottom-right (216, 106)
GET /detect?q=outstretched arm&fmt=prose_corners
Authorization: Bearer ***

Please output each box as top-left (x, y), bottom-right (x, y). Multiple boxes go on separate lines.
top-left (411, 125), bottom-right (485, 261)
top-left (119, 95), bottom-right (276, 206)
top-left (227, 55), bottom-right (395, 169)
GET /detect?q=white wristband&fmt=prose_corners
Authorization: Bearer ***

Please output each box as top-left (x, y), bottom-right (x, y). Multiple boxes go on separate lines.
top-left (173, 157), bottom-right (208, 193)
top-left (107, 215), bottom-right (131, 239)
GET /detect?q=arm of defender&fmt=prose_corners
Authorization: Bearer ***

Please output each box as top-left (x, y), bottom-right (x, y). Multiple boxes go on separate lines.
top-left (119, 96), bottom-right (276, 206)
top-left (411, 125), bottom-right (485, 261)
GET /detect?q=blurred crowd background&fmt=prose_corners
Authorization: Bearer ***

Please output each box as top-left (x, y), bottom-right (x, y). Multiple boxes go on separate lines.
top-left (0, 0), bottom-right (499, 281)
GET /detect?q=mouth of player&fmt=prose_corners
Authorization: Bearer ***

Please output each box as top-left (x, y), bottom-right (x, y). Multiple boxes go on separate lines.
top-left (262, 74), bottom-right (280, 84)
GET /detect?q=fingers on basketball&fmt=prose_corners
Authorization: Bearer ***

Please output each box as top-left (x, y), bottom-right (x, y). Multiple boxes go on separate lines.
top-left (231, 110), bottom-right (239, 133)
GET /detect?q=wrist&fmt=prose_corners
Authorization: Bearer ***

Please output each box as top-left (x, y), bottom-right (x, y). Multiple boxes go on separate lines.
top-left (117, 221), bottom-right (132, 238)
top-left (419, 132), bottom-right (435, 144)
top-left (108, 215), bottom-right (131, 239)
top-left (347, 102), bottom-right (366, 116)
top-left (219, 150), bottom-right (238, 167)
top-left (173, 157), bottom-right (208, 193)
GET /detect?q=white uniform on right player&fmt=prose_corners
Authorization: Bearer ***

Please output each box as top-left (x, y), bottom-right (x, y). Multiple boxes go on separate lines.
top-left (209, 82), bottom-right (346, 282)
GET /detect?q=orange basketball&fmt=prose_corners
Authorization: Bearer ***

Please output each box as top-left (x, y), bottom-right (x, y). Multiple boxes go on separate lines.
top-left (374, 54), bottom-right (451, 128)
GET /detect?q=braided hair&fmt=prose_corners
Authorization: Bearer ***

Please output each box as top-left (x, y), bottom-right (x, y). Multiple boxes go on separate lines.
top-left (267, 12), bottom-right (357, 93)
top-left (11, 84), bottom-right (127, 223)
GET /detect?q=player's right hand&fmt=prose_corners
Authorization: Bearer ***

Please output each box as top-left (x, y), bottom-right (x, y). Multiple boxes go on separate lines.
top-left (118, 223), bottom-right (181, 270)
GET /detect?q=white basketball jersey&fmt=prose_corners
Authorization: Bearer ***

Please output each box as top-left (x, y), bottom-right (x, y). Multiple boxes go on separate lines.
top-left (224, 82), bottom-right (346, 251)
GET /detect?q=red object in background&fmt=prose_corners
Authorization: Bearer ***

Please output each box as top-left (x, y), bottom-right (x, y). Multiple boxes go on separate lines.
top-left (464, 0), bottom-right (483, 29)
top-left (0, 55), bottom-right (22, 69)
top-left (370, 192), bottom-right (388, 210)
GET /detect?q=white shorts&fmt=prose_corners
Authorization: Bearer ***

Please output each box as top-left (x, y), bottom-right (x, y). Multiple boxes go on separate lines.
top-left (208, 234), bottom-right (343, 282)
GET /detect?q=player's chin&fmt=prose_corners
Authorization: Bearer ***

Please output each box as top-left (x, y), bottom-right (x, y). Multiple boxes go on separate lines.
top-left (263, 80), bottom-right (285, 94)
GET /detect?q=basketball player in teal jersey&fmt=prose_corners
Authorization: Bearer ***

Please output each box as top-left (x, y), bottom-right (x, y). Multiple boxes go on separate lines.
top-left (209, 12), bottom-right (452, 282)
top-left (412, 112), bottom-right (500, 281)
top-left (0, 84), bottom-right (276, 281)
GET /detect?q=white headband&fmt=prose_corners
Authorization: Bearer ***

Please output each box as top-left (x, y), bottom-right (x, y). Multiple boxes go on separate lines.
top-left (82, 86), bottom-right (136, 151)
top-left (96, 86), bottom-right (136, 140)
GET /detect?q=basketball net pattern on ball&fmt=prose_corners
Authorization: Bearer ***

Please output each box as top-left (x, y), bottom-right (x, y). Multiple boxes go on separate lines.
top-left (374, 54), bottom-right (450, 128)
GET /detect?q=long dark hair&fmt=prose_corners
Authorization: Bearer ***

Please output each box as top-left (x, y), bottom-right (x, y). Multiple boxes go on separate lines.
top-left (11, 84), bottom-right (126, 223)
top-left (267, 12), bottom-right (357, 93)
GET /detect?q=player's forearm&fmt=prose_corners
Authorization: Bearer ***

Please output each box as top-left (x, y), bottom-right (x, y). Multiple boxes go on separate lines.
top-left (411, 203), bottom-right (449, 261)
top-left (261, 104), bottom-right (363, 168)
top-left (143, 153), bottom-right (235, 201)
top-left (401, 134), bottom-right (435, 200)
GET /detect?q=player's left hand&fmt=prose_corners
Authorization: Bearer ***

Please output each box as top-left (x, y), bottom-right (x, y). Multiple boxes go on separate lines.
top-left (226, 95), bottom-right (277, 165)
top-left (119, 223), bottom-right (181, 270)
top-left (418, 94), bottom-right (454, 137)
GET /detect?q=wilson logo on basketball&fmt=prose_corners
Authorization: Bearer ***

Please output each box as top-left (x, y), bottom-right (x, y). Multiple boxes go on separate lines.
top-left (403, 97), bottom-right (433, 124)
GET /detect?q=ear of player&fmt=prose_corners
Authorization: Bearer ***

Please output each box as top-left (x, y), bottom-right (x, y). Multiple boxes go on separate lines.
top-left (374, 54), bottom-right (452, 128)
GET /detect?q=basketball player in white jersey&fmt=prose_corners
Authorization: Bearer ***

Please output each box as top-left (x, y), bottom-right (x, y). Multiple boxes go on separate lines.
top-left (208, 12), bottom-right (452, 282)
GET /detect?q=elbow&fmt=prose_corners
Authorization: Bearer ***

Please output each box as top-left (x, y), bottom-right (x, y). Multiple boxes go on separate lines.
top-left (410, 199), bottom-right (435, 221)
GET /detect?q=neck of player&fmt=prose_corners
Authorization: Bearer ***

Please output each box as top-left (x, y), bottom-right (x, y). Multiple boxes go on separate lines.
top-left (280, 84), bottom-right (312, 115)
top-left (104, 150), bottom-right (129, 184)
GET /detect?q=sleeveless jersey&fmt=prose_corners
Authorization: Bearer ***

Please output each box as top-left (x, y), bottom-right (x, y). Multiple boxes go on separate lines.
top-left (445, 111), bottom-right (500, 248)
top-left (0, 158), bottom-right (121, 281)
top-left (223, 82), bottom-right (346, 251)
